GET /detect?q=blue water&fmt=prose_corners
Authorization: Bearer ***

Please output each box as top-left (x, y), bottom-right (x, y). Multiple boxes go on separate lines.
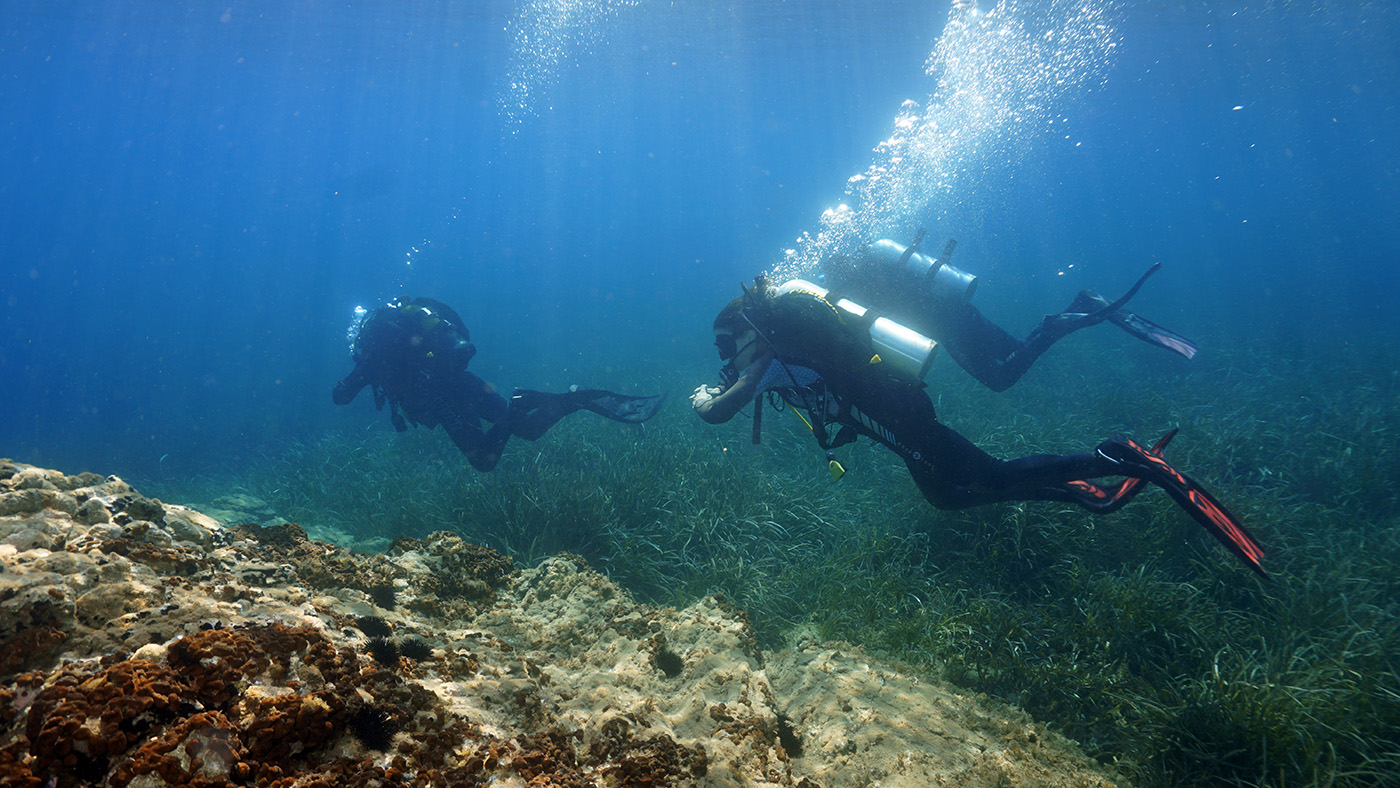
top-left (1, 0), bottom-right (1396, 478)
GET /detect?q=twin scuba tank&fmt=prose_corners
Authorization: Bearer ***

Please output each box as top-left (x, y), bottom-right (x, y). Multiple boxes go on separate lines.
top-left (772, 238), bottom-right (978, 381)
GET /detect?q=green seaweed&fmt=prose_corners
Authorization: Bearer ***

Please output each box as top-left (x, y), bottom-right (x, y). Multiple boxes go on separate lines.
top-left (144, 340), bottom-right (1400, 787)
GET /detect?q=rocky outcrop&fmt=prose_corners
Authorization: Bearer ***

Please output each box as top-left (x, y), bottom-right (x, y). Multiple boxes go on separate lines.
top-left (0, 460), bottom-right (1121, 788)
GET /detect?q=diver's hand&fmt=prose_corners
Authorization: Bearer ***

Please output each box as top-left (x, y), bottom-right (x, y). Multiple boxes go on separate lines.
top-left (690, 385), bottom-right (723, 410)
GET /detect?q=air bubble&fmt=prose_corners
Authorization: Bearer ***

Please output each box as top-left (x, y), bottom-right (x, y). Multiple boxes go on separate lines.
top-left (772, 0), bottom-right (1120, 282)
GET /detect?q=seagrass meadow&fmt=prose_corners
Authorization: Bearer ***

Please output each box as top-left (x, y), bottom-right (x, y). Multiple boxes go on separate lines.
top-left (5, 0), bottom-right (1398, 784)
top-left (141, 335), bottom-right (1400, 788)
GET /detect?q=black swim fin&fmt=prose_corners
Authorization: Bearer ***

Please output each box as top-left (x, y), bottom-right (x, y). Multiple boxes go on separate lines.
top-left (1035, 263), bottom-right (1161, 344)
top-left (569, 389), bottom-right (668, 424)
top-left (1068, 289), bottom-right (1199, 360)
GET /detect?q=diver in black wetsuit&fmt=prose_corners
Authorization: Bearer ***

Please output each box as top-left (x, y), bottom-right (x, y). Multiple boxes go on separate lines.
top-left (821, 235), bottom-right (1200, 392)
top-left (690, 279), bottom-right (1265, 576)
top-left (333, 297), bottom-right (665, 471)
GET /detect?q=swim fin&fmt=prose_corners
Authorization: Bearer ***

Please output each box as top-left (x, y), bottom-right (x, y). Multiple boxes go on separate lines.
top-left (1097, 434), bottom-right (1266, 576)
top-left (1036, 263), bottom-right (1162, 343)
top-left (569, 389), bottom-right (668, 424)
top-left (1061, 429), bottom-right (1178, 514)
top-left (1067, 286), bottom-right (1199, 360)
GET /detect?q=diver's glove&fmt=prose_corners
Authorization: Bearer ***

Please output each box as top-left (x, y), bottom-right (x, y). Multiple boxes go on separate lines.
top-left (691, 385), bottom-right (723, 410)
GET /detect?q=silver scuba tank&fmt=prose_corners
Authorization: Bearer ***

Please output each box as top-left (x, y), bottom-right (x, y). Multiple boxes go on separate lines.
top-left (870, 239), bottom-right (978, 302)
top-left (772, 279), bottom-right (938, 380)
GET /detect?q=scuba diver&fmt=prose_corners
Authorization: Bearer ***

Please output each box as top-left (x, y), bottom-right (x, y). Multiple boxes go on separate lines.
top-left (334, 297), bottom-right (665, 471)
top-left (690, 277), bottom-right (1265, 576)
top-left (820, 233), bottom-right (1200, 392)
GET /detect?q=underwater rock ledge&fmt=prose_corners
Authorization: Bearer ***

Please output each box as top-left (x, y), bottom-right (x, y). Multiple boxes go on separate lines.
top-left (0, 459), bottom-right (1122, 788)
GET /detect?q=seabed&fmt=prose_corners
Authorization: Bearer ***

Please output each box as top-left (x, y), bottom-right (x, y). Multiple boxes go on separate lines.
top-left (3, 341), bottom-right (1398, 787)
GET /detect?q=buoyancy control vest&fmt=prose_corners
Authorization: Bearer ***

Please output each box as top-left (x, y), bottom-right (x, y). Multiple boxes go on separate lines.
top-left (767, 279), bottom-right (938, 380)
top-left (743, 279), bottom-right (940, 462)
top-left (350, 298), bottom-right (478, 430)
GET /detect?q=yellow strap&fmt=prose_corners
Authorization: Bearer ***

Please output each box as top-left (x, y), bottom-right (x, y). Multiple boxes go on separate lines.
top-left (782, 399), bottom-right (846, 481)
top-left (783, 287), bottom-right (847, 327)
top-left (790, 407), bottom-right (815, 433)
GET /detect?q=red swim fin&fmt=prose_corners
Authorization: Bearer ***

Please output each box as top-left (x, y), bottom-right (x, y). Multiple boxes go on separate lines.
top-left (1065, 429), bottom-right (1177, 514)
top-left (1099, 434), bottom-right (1267, 577)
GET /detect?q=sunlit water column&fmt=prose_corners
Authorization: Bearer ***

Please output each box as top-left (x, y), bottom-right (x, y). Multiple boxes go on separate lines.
top-left (773, 0), bottom-right (1121, 282)
top-left (501, 0), bottom-right (643, 128)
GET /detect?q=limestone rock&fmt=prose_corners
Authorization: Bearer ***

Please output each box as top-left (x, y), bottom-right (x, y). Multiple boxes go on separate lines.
top-left (0, 460), bottom-right (1122, 788)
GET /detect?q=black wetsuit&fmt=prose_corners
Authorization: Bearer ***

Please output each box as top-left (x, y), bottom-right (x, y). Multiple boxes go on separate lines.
top-left (823, 249), bottom-right (1195, 392)
top-left (747, 291), bottom-right (1125, 510)
top-left (753, 354), bottom-right (1119, 510)
top-left (908, 296), bottom-right (1062, 393)
top-left (334, 299), bottom-right (665, 472)
top-left (726, 287), bottom-right (1264, 574)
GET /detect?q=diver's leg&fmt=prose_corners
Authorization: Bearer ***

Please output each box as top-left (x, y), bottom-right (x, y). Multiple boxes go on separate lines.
top-left (842, 375), bottom-right (1111, 507)
top-left (908, 436), bottom-right (1123, 509)
top-left (897, 407), bottom-right (1265, 573)
top-left (566, 389), bottom-right (667, 423)
top-left (504, 388), bottom-right (666, 440)
top-left (463, 372), bottom-right (509, 422)
top-left (967, 287), bottom-right (1140, 392)
top-left (433, 376), bottom-right (512, 471)
top-left (445, 424), bottom-right (505, 472)
top-left (933, 299), bottom-right (1031, 392)
top-left (864, 379), bottom-right (1121, 509)
top-left (456, 389), bottom-right (612, 468)
top-left (932, 292), bottom-right (1114, 393)
top-left (946, 264), bottom-right (1171, 391)
top-left (496, 389), bottom-right (603, 441)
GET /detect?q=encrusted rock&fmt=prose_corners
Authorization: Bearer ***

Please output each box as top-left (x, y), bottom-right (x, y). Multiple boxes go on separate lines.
top-left (0, 460), bottom-right (1123, 788)
top-left (73, 497), bottom-right (111, 526)
top-left (160, 504), bottom-right (223, 547)
top-left (76, 581), bottom-right (157, 628)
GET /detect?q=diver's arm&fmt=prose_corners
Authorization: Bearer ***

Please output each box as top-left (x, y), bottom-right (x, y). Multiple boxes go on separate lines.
top-left (332, 366), bottom-right (371, 405)
top-left (692, 355), bottom-right (768, 424)
top-left (693, 383), bottom-right (744, 424)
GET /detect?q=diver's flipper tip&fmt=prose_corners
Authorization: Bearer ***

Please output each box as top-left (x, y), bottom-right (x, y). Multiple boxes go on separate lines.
top-left (1100, 434), bottom-right (1267, 576)
top-left (576, 390), bottom-right (667, 424)
top-left (1072, 278), bottom-right (1201, 361)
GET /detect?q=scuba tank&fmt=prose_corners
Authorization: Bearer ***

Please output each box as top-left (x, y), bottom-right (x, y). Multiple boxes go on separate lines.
top-left (771, 279), bottom-right (938, 380)
top-left (869, 238), bottom-right (978, 302)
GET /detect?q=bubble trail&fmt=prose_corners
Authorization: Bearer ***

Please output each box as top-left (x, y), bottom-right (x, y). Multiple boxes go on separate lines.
top-left (773, 0), bottom-right (1120, 282)
top-left (501, 0), bottom-right (643, 128)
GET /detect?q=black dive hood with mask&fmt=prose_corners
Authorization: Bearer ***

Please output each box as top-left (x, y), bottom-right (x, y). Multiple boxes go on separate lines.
top-left (711, 277), bottom-right (772, 385)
